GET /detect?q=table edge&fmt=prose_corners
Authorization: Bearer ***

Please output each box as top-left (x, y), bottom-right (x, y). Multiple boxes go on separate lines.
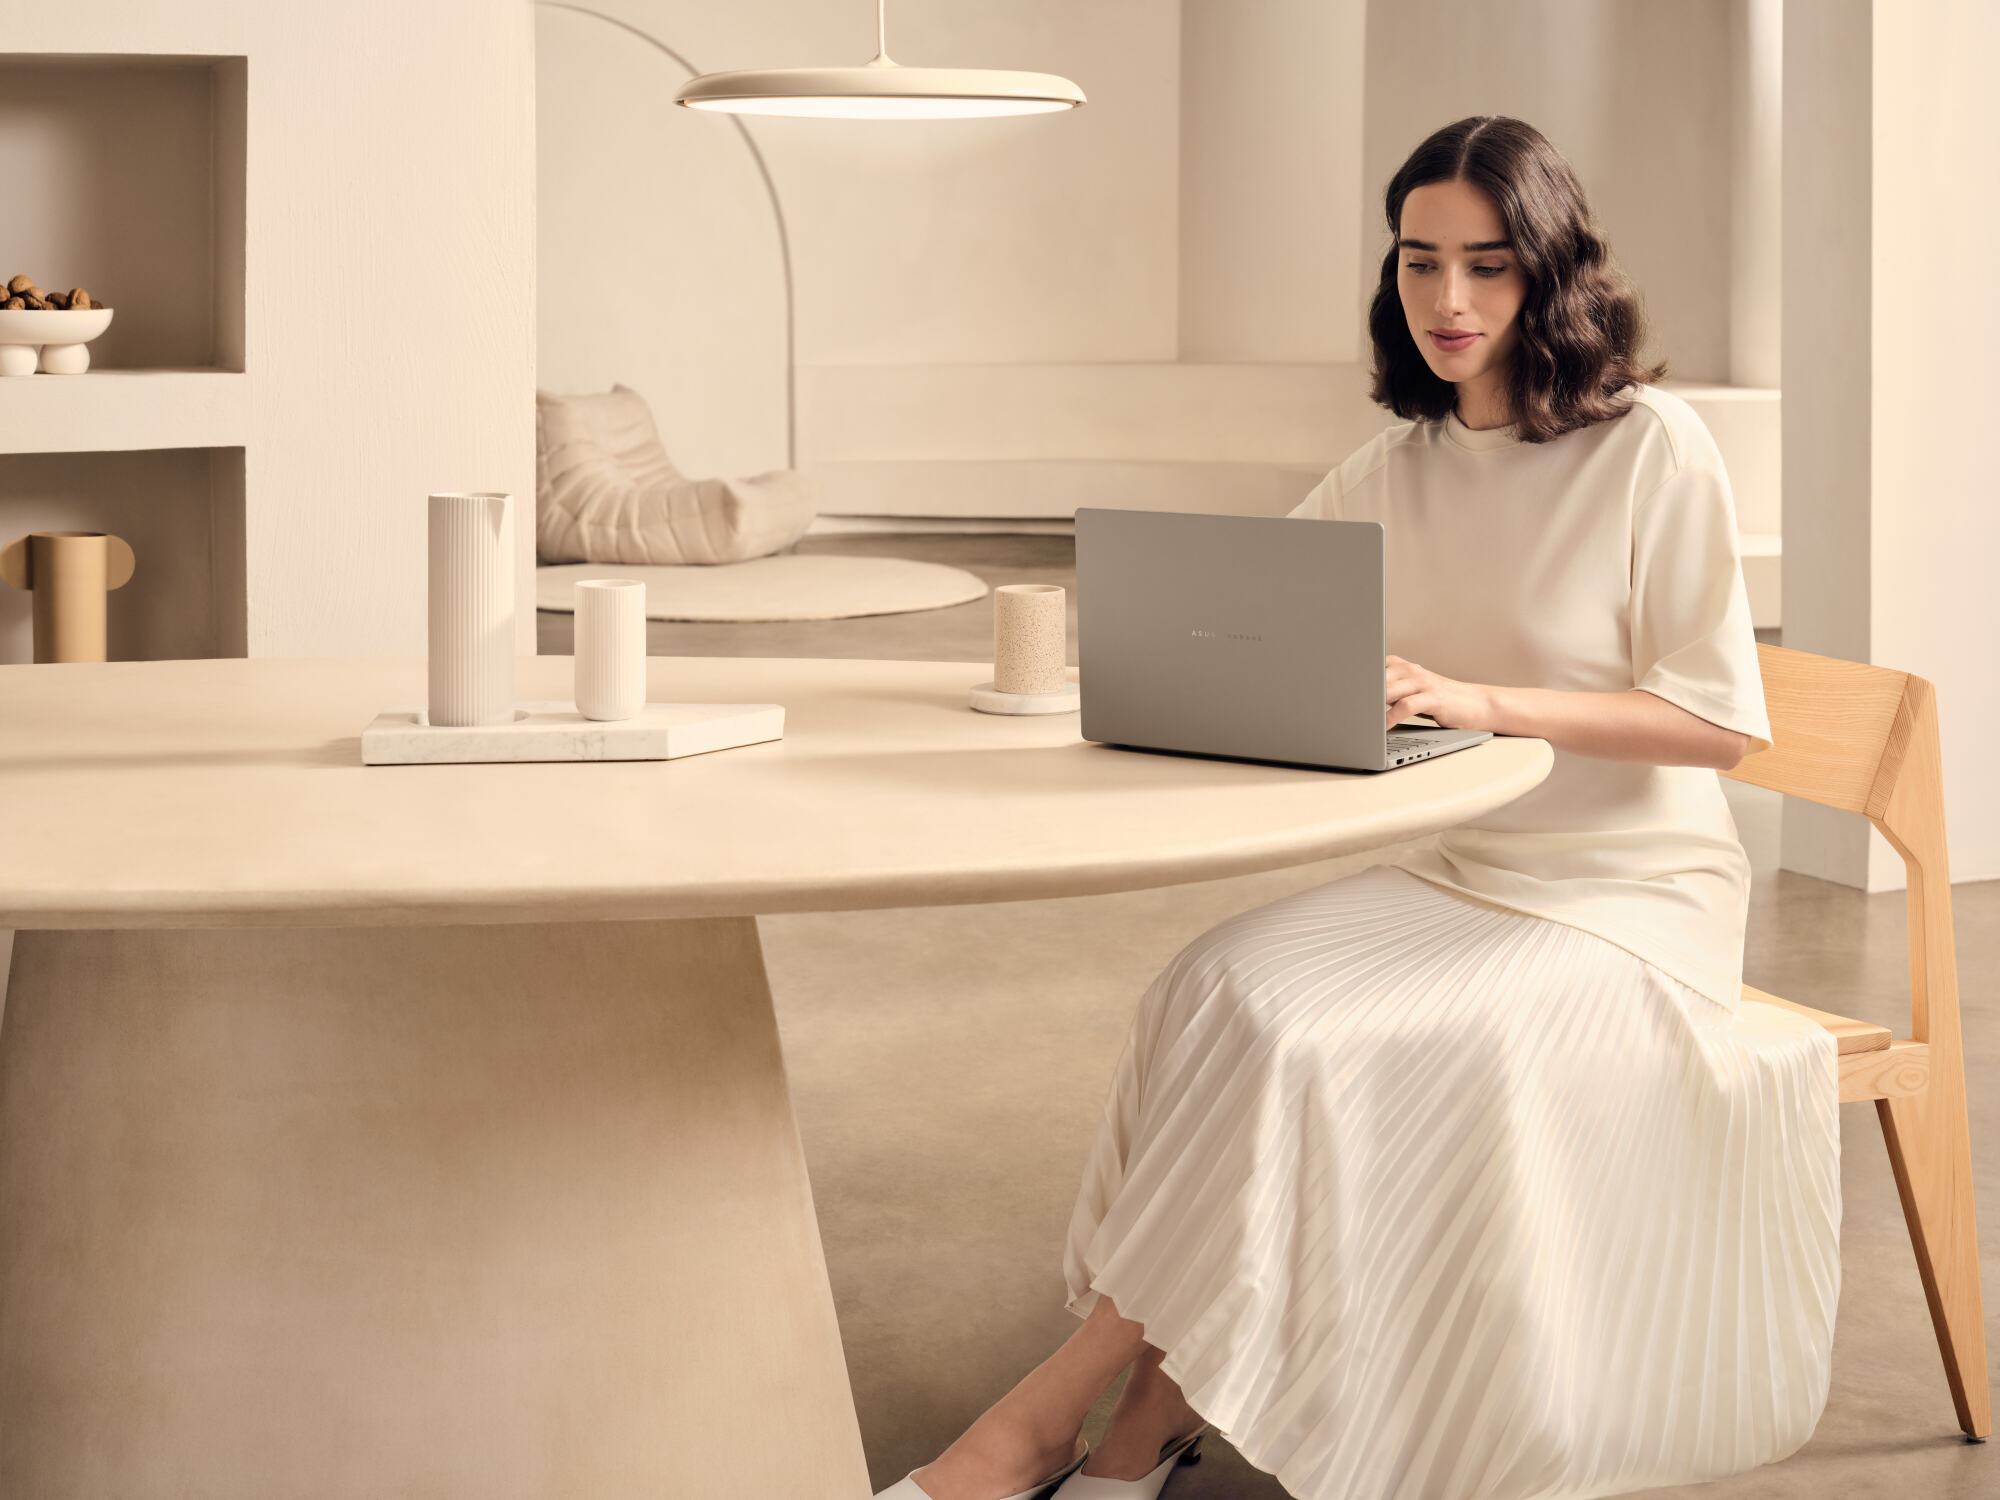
top-left (0, 740), bottom-right (1552, 929)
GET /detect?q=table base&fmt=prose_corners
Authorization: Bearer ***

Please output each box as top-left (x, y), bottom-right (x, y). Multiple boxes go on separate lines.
top-left (0, 918), bottom-right (870, 1498)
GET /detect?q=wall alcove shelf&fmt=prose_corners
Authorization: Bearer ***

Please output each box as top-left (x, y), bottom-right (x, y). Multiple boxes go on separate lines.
top-left (0, 448), bottom-right (246, 663)
top-left (0, 51), bottom-right (248, 663)
top-left (0, 52), bottom-right (246, 374)
top-left (0, 371), bottom-right (247, 456)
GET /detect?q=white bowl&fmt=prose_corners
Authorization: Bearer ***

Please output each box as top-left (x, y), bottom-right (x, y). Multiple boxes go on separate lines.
top-left (0, 306), bottom-right (114, 343)
top-left (0, 306), bottom-right (115, 376)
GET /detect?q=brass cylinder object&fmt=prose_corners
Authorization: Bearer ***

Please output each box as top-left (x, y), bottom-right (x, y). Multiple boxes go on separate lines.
top-left (0, 530), bottom-right (137, 663)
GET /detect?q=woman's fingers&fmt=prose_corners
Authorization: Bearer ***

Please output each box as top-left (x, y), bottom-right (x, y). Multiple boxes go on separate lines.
top-left (1385, 656), bottom-right (1424, 727)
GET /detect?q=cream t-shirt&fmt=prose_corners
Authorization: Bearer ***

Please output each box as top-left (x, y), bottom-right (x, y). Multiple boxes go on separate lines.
top-left (1286, 383), bottom-right (1772, 1012)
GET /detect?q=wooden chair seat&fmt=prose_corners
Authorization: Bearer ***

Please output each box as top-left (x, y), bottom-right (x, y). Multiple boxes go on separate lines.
top-left (1741, 984), bottom-right (1931, 1102)
top-left (1743, 983), bottom-right (1892, 1053)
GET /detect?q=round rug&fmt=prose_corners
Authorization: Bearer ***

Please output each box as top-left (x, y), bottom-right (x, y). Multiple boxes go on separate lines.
top-left (535, 554), bottom-right (990, 622)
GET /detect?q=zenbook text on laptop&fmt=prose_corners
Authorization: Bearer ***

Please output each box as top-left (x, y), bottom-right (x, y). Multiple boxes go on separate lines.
top-left (1074, 508), bottom-right (1493, 773)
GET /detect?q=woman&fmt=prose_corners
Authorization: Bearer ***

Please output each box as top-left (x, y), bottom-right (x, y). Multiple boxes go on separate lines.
top-left (877, 116), bottom-right (1840, 1500)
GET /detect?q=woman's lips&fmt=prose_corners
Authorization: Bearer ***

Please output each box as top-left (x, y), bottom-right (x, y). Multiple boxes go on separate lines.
top-left (1429, 330), bottom-right (1478, 352)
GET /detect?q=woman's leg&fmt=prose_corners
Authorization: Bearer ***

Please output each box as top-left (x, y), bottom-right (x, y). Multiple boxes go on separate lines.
top-left (908, 1293), bottom-right (1152, 1500)
top-left (1080, 1345), bottom-right (1205, 1480)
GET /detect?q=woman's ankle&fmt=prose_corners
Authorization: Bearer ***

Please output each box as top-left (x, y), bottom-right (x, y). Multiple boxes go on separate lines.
top-left (1084, 1359), bottom-right (1202, 1477)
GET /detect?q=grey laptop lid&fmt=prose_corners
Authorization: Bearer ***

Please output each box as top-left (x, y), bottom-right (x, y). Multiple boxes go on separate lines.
top-left (1074, 507), bottom-right (1489, 772)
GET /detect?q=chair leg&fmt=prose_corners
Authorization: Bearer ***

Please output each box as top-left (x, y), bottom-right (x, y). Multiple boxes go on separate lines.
top-left (1878, 1051), bottom-right (1992, 1440)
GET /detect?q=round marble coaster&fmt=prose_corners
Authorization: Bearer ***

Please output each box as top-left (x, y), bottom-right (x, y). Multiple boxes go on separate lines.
top-left (969, 680), bottom-right (1080, 715)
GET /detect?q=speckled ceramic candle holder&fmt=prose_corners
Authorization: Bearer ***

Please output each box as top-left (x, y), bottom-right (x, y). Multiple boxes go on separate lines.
top-left (970, 583), bottom-right (1079, 715)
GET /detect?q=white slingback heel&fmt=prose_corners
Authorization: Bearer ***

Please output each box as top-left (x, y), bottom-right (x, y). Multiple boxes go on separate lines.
top-left (1043, 1424), bottom-right (1209, 1500)
top-left (872, 1435), bottom-right (1091, 1500)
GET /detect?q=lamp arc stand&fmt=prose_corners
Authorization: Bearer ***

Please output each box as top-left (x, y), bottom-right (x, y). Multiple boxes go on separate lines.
top-left (533, 0), bottom-right (798, 469)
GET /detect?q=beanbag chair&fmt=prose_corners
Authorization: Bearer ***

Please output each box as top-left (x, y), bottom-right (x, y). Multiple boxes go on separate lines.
top-left (535, 384), bottom-right (816, 565)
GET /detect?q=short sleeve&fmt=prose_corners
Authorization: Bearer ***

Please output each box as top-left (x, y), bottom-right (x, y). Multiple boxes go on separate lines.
top-left (1629, 463), bottom-right (1773, 757)
top-left (1286, 470), bottom-right (1340, 520)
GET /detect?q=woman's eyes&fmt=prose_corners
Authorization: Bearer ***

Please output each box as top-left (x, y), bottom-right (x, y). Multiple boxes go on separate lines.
top-left (1402, 262), bottom-right (1507, 276)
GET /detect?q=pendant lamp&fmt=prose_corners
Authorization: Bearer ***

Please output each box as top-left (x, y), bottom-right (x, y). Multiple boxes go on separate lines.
top-left (675, 0), bottom-right (1086, 119)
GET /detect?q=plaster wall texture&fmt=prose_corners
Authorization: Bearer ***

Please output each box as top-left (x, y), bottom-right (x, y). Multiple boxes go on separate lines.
top-left (1781, 0), bottom-right (1998, 887)
top-left (1177, 0), bottom-right (1367, 364)
top-left (2, 0), bottom-right (537, 658)
top-left (1865, 0), bottom-right (2000, 886)
top-left (1728, 0), bottom-right (1784, 388)
top-left (1778, 0), bottom-right (1874, 888)
top-left (1864, 0), bottom-right (1994, 887)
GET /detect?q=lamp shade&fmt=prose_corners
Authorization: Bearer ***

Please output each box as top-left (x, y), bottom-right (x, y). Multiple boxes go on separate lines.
top-left (676, 62), bottom-right (1086, 119)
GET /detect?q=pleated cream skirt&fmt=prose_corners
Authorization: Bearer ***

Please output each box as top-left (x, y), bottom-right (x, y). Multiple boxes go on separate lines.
top-left (1063, 863), bottom-right (1841, 1500)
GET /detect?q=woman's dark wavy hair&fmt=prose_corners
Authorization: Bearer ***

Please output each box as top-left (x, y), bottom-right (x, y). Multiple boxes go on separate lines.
top-left (1367, 116), bottom-right (1666, 443)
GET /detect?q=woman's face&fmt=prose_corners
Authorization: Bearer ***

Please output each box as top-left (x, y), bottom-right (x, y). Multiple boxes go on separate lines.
top-left (1395, 178), bottom-right (1526, 398)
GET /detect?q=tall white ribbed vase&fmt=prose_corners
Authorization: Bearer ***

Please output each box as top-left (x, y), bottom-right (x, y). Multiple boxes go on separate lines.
top-left (573, 578), bottom-right (647, 721)
top-left (427, 492), bottom-right (516, 727)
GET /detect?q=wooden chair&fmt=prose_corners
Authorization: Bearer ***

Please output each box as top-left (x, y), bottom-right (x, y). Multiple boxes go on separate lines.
top-left (1721, 643), bottom-right (1989, 1441)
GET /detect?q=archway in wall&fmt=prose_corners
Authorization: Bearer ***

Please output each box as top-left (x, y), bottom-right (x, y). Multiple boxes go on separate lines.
top-left (535, 4), bottom-right (791, 479)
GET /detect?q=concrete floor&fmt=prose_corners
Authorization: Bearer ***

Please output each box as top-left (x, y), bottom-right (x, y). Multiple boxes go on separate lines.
top-left (543, 533), bottom-right (1998, 1499)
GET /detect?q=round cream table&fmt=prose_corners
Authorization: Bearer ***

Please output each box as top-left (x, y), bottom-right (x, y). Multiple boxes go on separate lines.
top-left (0, 655), bottom-right (1552, 1500)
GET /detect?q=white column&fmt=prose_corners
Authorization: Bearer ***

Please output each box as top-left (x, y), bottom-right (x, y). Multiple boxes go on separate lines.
top-left (1728, 0), bottom-right (1783, 388)
top-left (1780, 0), bottom-right (2000, 888)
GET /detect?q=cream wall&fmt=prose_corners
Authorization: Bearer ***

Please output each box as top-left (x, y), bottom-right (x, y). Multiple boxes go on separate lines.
top-left (774, 0), bottom-right (1179, 366)
top-left (537, 4), bottom-right (791, 480)
top-left (1728, 0), bottom-right (1783, 388)
top-left (1869, 0), bottom-right (2000, 887)
top-left (1177, 0), bottom-right (1367, 363)
top-left (1777, 0), bottom-right (2000, 889)
top-left (1777, 0), bottom-right (1873, 885)
top-left (243, 3), bottom-right (536, 656)
top-left (537, 0), bottom-right (1180, 480)
top-left (3, 0), bottom-right (537, 657)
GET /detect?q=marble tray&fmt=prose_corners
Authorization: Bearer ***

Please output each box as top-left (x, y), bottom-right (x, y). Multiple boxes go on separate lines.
top-left (968, 679), bottom-right (1080, 716)
top-left (362, 701), bottom-right (784, 766)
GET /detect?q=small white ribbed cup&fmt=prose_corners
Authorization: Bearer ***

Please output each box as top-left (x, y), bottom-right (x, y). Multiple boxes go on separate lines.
top-left (427, 492), bottom-right (516, 727)
top-left (993, 583), bottom-right (1068, 695)
top-left (574, 578), bottom-right (647, 721)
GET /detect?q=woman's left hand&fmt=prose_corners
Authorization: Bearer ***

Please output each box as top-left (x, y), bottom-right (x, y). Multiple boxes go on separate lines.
top-left (1385, 654), bottom-right (1496, 732)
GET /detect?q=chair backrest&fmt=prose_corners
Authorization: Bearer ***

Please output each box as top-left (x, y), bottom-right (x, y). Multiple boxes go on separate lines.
top-left (1722, 643), bottom-right (1958, 1043)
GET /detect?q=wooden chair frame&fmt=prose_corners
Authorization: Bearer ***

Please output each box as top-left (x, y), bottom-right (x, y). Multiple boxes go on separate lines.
top-left (1722, 643), bottom-right (1989, 1440)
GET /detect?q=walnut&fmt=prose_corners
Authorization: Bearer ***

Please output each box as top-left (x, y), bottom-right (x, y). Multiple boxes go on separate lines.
top-left (67, 288), bottom-right (92, 309)
top-left (22, 293), bottom-right (50, 310)
top-left (2, 297), bottom-right (24, 310)
top-left (5, 274), bottom-right (33, 296)
top-left (42, 290), bottom-right (67, 309)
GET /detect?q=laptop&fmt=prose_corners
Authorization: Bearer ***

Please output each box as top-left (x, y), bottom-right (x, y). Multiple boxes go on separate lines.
top-left (1073, 507), bottom-right (1493, 773)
